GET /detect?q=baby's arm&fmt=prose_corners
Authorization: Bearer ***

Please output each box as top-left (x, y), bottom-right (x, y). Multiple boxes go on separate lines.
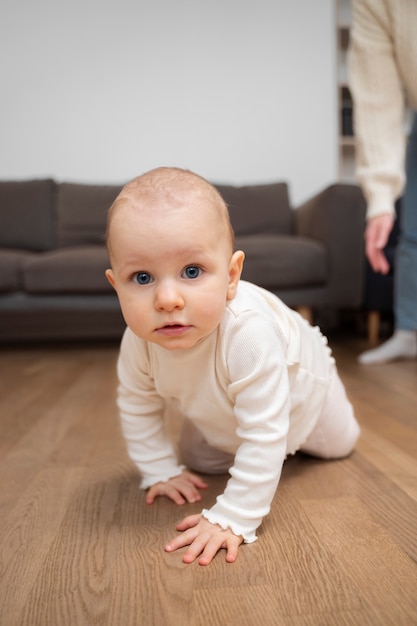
top-left (117, 331), bottom-right (188, 488)
top-left (146, 470), bottom-right (208, 505)
top-left (166, 314), bottom-right (291, 563)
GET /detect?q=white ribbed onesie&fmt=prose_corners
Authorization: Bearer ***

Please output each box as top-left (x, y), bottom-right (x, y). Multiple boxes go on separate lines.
top-left (116, 281), bottom-right (359, 542)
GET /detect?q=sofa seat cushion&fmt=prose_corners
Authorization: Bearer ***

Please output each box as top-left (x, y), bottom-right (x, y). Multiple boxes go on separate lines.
top-left (237, 234), bottom-right (327, 290)
top-left (0, 250), bottom-right (33, 292)
top-left (22, 246), bottom-right (113, 294)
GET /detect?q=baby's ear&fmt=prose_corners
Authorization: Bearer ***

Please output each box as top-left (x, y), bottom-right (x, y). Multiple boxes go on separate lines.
top-left (105, 269), bottom-right (116, 290)
top-left (227, 250), bottom-right (245, 300)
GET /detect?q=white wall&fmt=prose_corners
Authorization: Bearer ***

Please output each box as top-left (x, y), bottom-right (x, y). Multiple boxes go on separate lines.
top-left (0, 0), bottom-right (337, 205)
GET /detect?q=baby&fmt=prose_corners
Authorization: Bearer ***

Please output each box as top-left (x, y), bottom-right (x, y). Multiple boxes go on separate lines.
top-left (105, 166), bottom-right (360, 566)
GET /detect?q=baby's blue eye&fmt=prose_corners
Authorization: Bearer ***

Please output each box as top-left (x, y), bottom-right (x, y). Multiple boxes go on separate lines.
top-left (133, 272), bottom-right (152, 285)
top-left (183, 266), bottom-right (202, 279)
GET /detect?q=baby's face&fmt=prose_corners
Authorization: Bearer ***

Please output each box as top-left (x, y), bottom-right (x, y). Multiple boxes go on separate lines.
top-left (106, 195), bottom-right (243, 350)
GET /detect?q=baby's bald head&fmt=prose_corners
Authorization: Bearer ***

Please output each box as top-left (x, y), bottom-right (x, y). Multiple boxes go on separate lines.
top-left (106, 167), bottom-right (235, 260)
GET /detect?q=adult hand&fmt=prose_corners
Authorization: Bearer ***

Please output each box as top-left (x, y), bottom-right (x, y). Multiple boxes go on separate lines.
top-left (365, 214), bottom-right (394, 274)
top-left (165, 514), bottom-right (243, 565)
top-left (146, 470), bottom-right (207, 505)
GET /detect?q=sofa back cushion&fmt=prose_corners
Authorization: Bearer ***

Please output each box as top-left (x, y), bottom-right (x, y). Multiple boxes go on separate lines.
top-left (23, 246), bottom-right (113, 294)
top-left (214, 182), bottom-right (292, 237)
top-left (57, 182), bottom-right (123, 247)
top-left (0, 179), bottom-right (56, 251)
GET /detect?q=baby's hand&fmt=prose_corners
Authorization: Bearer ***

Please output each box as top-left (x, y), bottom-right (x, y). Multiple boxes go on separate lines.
top-left (165, 514), bottom-right (243, 565)
top-left (146, 470), bottom-right (208, 505)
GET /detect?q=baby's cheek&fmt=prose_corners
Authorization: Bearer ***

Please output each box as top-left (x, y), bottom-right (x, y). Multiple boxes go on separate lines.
top-left (121, 301), bottom-right (148, 335)
top-left (199, 301), bottom-right (226, 330)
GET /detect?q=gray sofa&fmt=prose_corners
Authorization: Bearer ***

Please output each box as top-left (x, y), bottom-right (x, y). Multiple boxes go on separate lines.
top-left (0, 178), bottom-right (366, 342)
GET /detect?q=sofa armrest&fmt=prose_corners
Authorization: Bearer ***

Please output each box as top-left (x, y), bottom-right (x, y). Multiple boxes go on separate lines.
top-left (295, 183), bottom-right (366, 308)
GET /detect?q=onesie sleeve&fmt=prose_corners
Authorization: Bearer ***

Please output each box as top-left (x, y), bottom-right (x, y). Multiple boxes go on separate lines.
top-left (347, 0), bottom-right (406, 219)
top-left (202, 312), bottom-right (290, 542)
top-left (117, 329), bottom-right (185, 489)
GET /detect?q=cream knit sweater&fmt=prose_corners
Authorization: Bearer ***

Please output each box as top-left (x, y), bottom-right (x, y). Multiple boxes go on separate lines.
top-left (348, 0), bottom-right (417, 220)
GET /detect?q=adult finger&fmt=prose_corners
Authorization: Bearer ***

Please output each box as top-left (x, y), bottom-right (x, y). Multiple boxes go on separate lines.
top-left (367, 246), bottom-right (390, 274)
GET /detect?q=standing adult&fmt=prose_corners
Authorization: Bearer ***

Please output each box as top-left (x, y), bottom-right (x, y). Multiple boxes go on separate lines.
top-left (348, 0), bottom-right (417, 363)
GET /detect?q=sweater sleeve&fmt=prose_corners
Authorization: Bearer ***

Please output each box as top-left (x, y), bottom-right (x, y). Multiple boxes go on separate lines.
top-left (116, 330), bottom-right (185, 489)
top-left (202, 313), bottom-right (290, 543)
top-left (347, 0), bottom-right (406, 219)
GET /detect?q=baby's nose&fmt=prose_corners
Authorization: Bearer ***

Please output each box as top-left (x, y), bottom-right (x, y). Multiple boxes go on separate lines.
top-left (154, 280), bottom-right (185, 311)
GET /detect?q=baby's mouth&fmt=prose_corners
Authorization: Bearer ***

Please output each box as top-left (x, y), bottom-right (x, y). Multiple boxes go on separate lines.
top-left (156, 323), bottom-right (191, 336)
top-left (160, 323), bottom-right (184, 330)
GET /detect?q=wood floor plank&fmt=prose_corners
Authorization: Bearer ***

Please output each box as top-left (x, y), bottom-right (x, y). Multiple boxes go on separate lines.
top-left (357, 424), bottom-right (417, 501)
top-left (343, 451), bottom-right (417, 564)
top-left (0, 350), bottom-right (119, 518)
top-left (0, 467), bottom-right (85, 626)
top-left (17, 472), bottom-right (128, 626)
top-left (301, 495), bottom-right (417, 625)
top-left (266, 487), bottom-right (364, 614)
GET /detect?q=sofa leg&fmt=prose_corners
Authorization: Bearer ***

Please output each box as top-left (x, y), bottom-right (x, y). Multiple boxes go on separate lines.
top-left (297, 306), bottom-right (313, 325)
top-left (367, 310), bottom-right (380, 344)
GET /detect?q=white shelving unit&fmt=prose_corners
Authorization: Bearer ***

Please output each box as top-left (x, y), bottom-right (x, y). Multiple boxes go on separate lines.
top-left (336, 0), bottom-right (355, 181)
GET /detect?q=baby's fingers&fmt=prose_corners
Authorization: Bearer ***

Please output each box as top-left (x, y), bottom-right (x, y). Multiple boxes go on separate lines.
top-left (164, 526), bottom-right (199, 555)
top-left (195, 536), bottom-right (226, 566)
top-left (165, 529), bottom-right (217, 565)
top-left (185, 472), bottom-right (208, 490)
top-left (146, 483), bottom-right (185, 505)
top-left (175, 514), bottom-right (202, 531)
top-left (146, 481), bottom-right (202, 505)
top-left (165, 517), bottom-right (244, 565)
top-left (224, 535), bottom-right (242, 563)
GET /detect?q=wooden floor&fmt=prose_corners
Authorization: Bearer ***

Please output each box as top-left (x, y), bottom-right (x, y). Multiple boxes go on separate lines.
top-left (0, 333), bottom-right (416, 626)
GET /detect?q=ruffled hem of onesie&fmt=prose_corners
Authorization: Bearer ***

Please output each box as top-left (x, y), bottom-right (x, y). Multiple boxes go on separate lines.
top-left (201, 508), bottom-right (258, 544)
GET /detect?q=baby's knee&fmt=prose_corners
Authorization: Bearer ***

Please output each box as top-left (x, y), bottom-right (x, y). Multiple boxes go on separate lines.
top-left (300, 410), bottom-right (361, 460)
top-left (335, 418), bottom-right (361, 458)
top-left (321, 417), bottom-right (361, 460)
